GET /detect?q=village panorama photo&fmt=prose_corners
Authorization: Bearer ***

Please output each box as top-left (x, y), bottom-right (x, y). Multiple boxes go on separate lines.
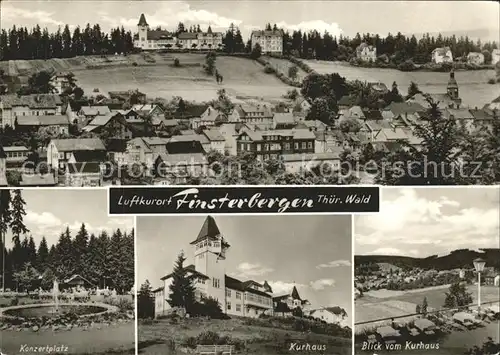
top-left (353, 187), bottom-right (500, 355)
top-left (0, 1), bottom-right (499, 187)
top-left (136, 214), bottom-right (353, 355)
top-left (0, 188), bottom-right (136, 355)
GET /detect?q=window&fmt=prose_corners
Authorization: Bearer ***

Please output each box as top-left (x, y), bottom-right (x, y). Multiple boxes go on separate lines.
top-left (212, 278), bottom-right (220, 288)
top-left (294, 142), bottom-right (299, 149)
top-left (302, 142), bottom-right (306, 149)
top-left (284, 143), bottom-right (290, 150)
top-left (257, 144), bottom-right (261, 151)
top-left (236, 292), bottom-right (241, 300)
top-left (236, 304), bottom-right (241, 312)
top-left (226, 289), bottom-right (231, 297)
top-left (199, 253), bottom-right (204, 259)
top-left (308, 142), bottom-right (313, 149)
top-left (227, 302), bottom-right (231, 310)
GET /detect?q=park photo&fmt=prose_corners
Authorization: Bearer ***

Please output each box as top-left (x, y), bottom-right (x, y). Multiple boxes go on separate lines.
top-left (0, 188), bottom-right (136, 355)
top-left (136, 214), bottom-right (353, 355)
top-left (354, 187), bottom-right (500, 355)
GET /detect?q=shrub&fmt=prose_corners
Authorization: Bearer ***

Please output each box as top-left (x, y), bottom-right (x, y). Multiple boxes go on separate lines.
top-left (10, 297), bottom-right (19, 306)
top-left (264, 64), bottom-right (275, 74)
top-left (132, 62), bottom-right (138, 66)
top-left (196, 331), bottom-right (220, 345)
top-left (174, 58), bottom-right (180, 67)
top-left (488, 78), bottom-right (496, 84)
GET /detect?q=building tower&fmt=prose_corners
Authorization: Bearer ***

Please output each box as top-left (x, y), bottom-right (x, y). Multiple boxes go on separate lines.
top-left (447, 69), bottom-right (462, 108)
top-left (190, 216), bottom-right (230, 309)
top-left (137, 13), bottom-right (149, 49)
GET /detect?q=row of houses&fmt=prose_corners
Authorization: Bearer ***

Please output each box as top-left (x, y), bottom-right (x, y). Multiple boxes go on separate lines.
top-left (431, 47), bottom-right (500, 65)
top-left (355, 42), bottom-right (500, 65)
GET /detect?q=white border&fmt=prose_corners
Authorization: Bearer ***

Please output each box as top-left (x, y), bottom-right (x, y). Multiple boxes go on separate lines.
top-left (106, 184), bottom-right (381, 217)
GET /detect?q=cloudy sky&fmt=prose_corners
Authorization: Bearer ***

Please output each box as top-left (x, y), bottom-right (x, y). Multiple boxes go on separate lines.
top-left (1, 1), bottom-right (498, 42)
top-left (355, 187), bottom-right (500, 258)
top-left (3, 189), bottom-right (134, 249)
top-left (137, 215), bottom-right (352, 322)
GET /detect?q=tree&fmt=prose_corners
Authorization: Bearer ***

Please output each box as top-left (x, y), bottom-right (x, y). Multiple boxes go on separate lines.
top-left (0, 190), bottom-right (12, 292)
top-left (25, 71), bottom-right (56, 94)
top-left (73, 223), bottom-right (89, 276)
top-left (444, 282), bottom-right (473, 309)
top-left (138, 280), bottom-right (155, 319)
top-left (407, 81), bottom-right (421, 98)
top-left (13, 262), bottom-right (40, 295)
top-left (251, 43), bottom-right (262, 59)
top-left (421, 296), bottom-right (428, 315)
top-left (167, 252), bottom-right (197, 315)
top-left (36, 237), bottom-right (49, 272)
top-left (340, 118), bottom-right (361, 133)
top-left (203, 51), bottom-right (217, 75)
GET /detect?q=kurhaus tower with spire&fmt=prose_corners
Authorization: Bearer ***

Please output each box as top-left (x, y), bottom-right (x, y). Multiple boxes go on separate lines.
top-left (153, 216), bottom-right (310, 319)
top-left (133, 13), bottom-right (223, 51)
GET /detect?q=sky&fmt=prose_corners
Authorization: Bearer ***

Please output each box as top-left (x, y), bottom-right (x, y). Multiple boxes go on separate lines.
top-left (1, 1), bottom-right (498, 42)
top-left (355, 187), bottom-right (500, 258)
top-left (137, 214), bottom-right (353, 323)
top-left (3, 188), bottom-right (134, 250)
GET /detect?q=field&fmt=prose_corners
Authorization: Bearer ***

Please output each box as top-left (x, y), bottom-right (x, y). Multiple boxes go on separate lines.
top-left (302, 60), bottom-right (499, 107)
top-left (355, 285), bottom-right (500, 327)
top-left (139, 317), bottom-right (351, 355)
top-left (0, 53), bottom-right (292, 103)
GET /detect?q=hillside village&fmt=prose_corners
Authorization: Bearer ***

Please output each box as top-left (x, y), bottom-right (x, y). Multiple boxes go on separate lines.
top-left (354, 250), bottom-right (500, 295)
top-left (0, 14), bottom-right (499, 186)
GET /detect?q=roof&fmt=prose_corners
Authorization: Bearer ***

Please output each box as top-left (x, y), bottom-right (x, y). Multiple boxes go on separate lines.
top-left (281, 152), bottom-right (340, 161)
top-left (0, 94), bottom-right (62, 109)
top-left (147, 30), bottom-right (175, 41)
top-left (160, 264), bottom-right (209, 281)
top-left (273, 113), bottom-right (295, 125)
top-left (469, 109), bottom-right (494, 121)
top-left (251, 30), bottom-right (284, 37)
top-left (356, 42), bottom-right (376, 52)
top-left (64, 274), bottom-right (95, 286)
top-left (225, 275), bottom-right (272, 298)
top-left (51, 138), bottom-right (106, 152)
top-left (190, 216), bottom-right (221, 244)
top-left (386, 102), bottom-right (426, 116)
top-left (362, 110), bottom-right (384, 121)
top-left (106, 139), bottom-right (128, 153)
top-left (178, 32), bottom-right (199, 40)
top-left (165, 141), bottom-right (205, 154)
top-left (432, 47), bottom-right (452, 55)
top-left (203, 129), bottom-right (225, 142)
top-left (19, 173), bottom-right (56, 186)
top-left (239, 128), bottom-right (315, 141)
top-left (67, 162), bottom-right (101, 174)
top-left (446, 108), bottom-right (474, 120)
top-left (237, 104), bottom-right (273, 116)
top-left (79, 106), bottom-right (111, 116)
top-left (170, 134), bottom-right (209, 144)
top-left (156, 152), bottom-right (207, 165)
top-left (72, 150), bottom-right (107, 162)
top-left (2, 145), bottom-right (29, 152)
top-left (291, 286), bottom-right (301, 300)
top-left (16, 115), bottom-right (70, 126)
top-left (138, 13), bottom-right (148, 26)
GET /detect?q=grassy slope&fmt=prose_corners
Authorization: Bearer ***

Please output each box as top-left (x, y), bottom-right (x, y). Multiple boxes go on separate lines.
top-left (0, 53), bottom-right (293, 102)
top-left (139, 317), bottom-right (352, 355)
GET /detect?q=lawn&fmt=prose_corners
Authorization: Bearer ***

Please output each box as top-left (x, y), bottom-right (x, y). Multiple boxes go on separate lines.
top-left (139, 317), bottom-right (351, 355)
top-left (264, 56), bottom-right (309, 83)
top-left (0, 322), bottom-right (135, 355)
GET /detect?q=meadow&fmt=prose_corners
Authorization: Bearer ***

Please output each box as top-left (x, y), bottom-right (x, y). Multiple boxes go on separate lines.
top-left (303, 60), bottom-right (499, 107)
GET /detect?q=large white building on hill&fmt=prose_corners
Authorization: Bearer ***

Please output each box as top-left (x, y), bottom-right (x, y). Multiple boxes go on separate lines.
top-left (153, 216), bottom-right (316, 319)
top-left (251, 30), bottom-right (283, 54)
top-left (133, 14), bottom-right (223, 51)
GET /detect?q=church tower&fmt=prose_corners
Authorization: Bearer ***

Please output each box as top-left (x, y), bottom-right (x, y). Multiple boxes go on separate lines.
top-left (137, 13), bottom-right (149, 49)
top-left (447, 69), bottom-right (462, 108)
top-left (190, 216), bottom-right (229, 309)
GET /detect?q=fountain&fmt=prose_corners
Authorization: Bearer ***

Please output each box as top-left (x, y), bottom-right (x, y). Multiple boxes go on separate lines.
top-left (50, 278), bottom-right (59, 314)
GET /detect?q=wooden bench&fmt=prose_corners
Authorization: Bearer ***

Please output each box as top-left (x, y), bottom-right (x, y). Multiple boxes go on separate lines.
top-left (196, 345), bottom-right (234, 354)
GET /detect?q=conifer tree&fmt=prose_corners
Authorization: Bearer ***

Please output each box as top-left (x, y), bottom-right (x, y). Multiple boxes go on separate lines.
top-left (138, 280), bottom-right (155, 319)
top-left (168, 252), bottom-right (196, 314)
top-left (37, 237), bottom-right (49, 272)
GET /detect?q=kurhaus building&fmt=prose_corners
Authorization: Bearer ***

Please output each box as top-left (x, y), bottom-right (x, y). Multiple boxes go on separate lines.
top-left (153, 216), bottom-right (309, 319)
top-left (133, 14), bottom-right (223, 51)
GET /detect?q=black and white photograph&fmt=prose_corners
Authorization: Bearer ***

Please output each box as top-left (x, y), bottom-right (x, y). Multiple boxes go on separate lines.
top-left (136, 215), bottom-right (352, 355)
top-left (0, 189), bottom-right (135, 355)
top-left (353, 187), bottom-right (500, 355)
top-left (0, 1), bottom-right (499, 187)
